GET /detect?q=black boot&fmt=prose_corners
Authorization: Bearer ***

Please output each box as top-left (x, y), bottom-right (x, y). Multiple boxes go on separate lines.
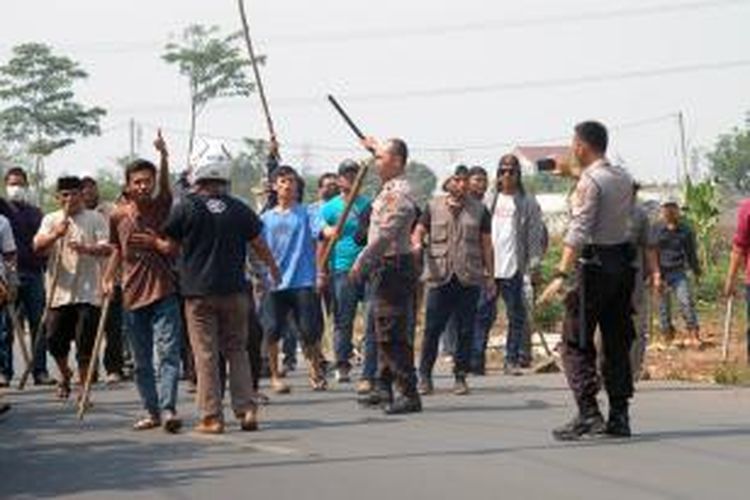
top-left (552, 400), bottom-right (605, 441)
top-left (606, 399), bottom-right (631, 438)
top-left (383, 394), bottom-right (422, 415)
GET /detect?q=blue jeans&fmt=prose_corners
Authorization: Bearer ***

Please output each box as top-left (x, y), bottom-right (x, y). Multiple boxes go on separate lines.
top-left (659, 269), bottom-right (698, 333)
top-left (499, 273), bottom-right (528, 366)
top-left (125, 295), bottom-right (183, 415)
top-left (419, 276), bottom-right (480, 377)
top-left (471, 286), bottom-right (497, 368)
top-left (331, 272), bottom-right (366, 370)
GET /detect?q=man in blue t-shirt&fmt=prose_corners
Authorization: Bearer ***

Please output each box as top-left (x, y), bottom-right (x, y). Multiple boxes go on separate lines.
top-left (262, 165), bottom-right (327, 393)
top-left (319, 160), bottom-right (371, 384)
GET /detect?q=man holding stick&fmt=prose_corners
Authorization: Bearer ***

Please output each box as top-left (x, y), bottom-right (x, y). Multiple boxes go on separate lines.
top-left (104, 131), bottom-right (184, 432)
top-left (33, 176), bottom-right (111, 400)
top-left (350, 137), bottom-right (422, 415)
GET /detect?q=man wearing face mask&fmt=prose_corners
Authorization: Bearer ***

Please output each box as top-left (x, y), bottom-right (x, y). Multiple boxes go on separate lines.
top-left (538, 121), bottom-right (637, 440)
top-left (0, 167), bottom-right (54, 387)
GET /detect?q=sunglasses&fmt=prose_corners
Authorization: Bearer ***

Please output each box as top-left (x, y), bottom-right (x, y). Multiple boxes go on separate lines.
top-left (499, 168), bottom-right (517, 176)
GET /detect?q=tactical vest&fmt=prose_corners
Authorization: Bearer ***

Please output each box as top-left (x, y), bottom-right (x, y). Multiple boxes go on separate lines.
top-left (424, 196), bottom-right (485, 287)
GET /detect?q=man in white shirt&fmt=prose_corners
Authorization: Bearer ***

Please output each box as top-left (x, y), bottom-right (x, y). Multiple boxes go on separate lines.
top-left (33, 176), bottom-right (111, 400)
top-left (477, 155), bottom-right (545, 375)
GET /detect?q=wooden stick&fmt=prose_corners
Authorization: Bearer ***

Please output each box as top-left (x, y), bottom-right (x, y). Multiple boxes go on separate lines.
top-left (237, 0), bottom-right (276, 141)
top-left (319, 162), bottom-right (370, 267)
top-left (721, 295), bottom-right (734, 362)
top-left (77, 295), bottom-right (113, 420)
top-left (8, 305), bottom-right (32, 378)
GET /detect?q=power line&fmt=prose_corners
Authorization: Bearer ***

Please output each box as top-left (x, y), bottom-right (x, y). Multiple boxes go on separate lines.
top-left (110, 57), bottom-right (750, 114)
top-left (1, 0), bottom-right (746, 54)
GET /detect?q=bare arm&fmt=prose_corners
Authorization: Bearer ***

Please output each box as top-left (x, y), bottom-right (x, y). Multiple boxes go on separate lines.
top-left (250, 235), bottom-right (281, 285)
top-left (33, 220), bottom-right (68, 256)
top-left (155, 129), bottom-right (171, 196)
top-left (724, 245), bottom-right (745, 297)
top-left (481, 233), bottom-right (494, 278)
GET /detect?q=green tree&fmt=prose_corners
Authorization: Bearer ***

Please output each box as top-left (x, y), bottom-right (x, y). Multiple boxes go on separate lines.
top-left (682, 178), bottom-right (721, 272)
top-left (708, 114), bottom-right (750, 191)
top-left (0, 43), bottom-right (105, 196)
top-left (230, 138), bottom-right (267, 209)
top-left (163, 25), bottom-right (258, 161)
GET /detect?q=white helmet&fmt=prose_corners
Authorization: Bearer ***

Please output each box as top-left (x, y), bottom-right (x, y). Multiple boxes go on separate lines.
top-left (191, 141), bottom-right (232, 183)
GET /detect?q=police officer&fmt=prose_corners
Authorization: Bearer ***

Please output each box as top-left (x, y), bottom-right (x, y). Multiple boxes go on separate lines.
top-left (350, 137), bottom-right (421, 415)
top-left (538, 121), bottom-right (636, 440)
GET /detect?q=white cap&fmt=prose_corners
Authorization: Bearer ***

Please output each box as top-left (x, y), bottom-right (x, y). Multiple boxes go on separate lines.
top-left (191, 141), bottom-right (232, 183)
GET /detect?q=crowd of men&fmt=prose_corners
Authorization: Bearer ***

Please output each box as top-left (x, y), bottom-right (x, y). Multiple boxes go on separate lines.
top-left (0, 120), bottom-right (747, 441)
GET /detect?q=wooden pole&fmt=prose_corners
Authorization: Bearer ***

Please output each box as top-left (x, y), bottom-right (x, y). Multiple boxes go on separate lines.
top-left (237, 0), bottom-right (276, 142)
top-left (7, 306), bottom-right (32, 379)
top-left (77, 295), bottom-right (113, 420)
top-left (721, 296), bottom-right (734, 362)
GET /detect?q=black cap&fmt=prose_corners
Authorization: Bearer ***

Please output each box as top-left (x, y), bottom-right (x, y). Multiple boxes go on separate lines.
top-left (453, 164), bottom-right (469, 177)
top-left (56, 176), bottom-right (82, 192)
top-left (338, 159), bottom-right (360, 177)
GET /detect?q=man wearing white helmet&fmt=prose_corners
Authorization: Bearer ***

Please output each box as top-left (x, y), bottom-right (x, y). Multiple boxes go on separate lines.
top-left (159, 145), bottom-right (281, 434)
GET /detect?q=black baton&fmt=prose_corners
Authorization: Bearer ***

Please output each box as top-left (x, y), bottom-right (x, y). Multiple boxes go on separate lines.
top-left (327, 95), bottom-right (375, 155)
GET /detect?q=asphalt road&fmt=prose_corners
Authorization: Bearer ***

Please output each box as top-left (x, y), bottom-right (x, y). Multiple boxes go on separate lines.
top-left (1, 369), bottom-right (749, 500)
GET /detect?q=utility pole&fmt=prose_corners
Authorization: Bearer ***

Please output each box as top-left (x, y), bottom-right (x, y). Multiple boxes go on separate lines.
top-left (129, 118), bottom-right (135, 160)
top-left (677, 111), bottom-right (690, 184)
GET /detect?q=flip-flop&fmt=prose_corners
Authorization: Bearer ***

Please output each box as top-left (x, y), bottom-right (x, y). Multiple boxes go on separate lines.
top-left (133, 415), bottom-right (161, 431)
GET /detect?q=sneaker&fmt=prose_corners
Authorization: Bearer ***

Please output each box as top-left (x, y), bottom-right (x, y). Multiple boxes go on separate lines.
top-left (605, 402), bottom-right (631, 438)
top-left (194, 416), bottom-right (224, 435)
top-left (453, 375), bottom-right (470, 396)
top-left (162, 411), bottom-right (183, 434)
top-left (335, 367), bottom-right (351, 384)
top-left (384, 395), bottom-right (422, 415)
top-left (503, 363), bottom-right (523, 376)
top-left (105, 372), bottom-right (123, 385)
top-left (418, 376), bottom-right (434, 396)
top-left (356, 379), bottom-right (373, 395)
top-left (552, 412), bottom-right (606, 441)
top-left (0, 374), bottom-right (9, 388)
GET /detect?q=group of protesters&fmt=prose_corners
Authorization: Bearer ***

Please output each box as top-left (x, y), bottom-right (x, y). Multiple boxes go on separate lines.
top-left (0, 122), bottom-right (746, 441)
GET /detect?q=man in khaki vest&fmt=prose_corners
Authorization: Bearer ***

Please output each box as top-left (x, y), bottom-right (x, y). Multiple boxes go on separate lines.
top-left (412, 166), bottom-right (495, 395)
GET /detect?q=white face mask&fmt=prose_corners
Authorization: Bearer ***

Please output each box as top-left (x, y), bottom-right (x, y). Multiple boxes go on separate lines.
top-left (6, 185), bottom-right (28, 203)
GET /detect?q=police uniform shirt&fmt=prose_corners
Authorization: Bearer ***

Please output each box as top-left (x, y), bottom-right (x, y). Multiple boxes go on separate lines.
top-left (564, 159), bottom-right (633, 249)
top-left (355, 174), bottom-right (416, 272)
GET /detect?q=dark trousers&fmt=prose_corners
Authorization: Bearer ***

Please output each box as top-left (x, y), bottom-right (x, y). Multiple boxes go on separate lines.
top-left (103, 286), bottom-right (124, 375)
top-left (744, 286), bottom-right (750, 364)
top-left (371, 256), bottom-right (418, 397)
top-left (419, 276), bottom-right (480, 377)
top-left (17, 272), bottom-right (47, 378)
top-left (265, 287), bottom-right (322, 348)
top-left (562, 246), bottom-right (635, 411)
top-left (46, 303), bottom-right (101, 370)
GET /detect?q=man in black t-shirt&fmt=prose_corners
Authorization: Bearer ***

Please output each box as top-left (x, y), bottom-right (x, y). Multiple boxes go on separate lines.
top-left (161, 157), bottom-right (280, 434)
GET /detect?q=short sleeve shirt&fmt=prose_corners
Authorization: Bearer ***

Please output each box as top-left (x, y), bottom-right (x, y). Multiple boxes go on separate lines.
top-left (261, 204), bottom-right (317, 291)
top-left (110, 192), bottom-right (177, 310)
top-left (163, 193), bottom-right (263, 297)
top-left (320, 195), bottom-right (371, 273)
top-left (37, 209), bottom-right (109, 308)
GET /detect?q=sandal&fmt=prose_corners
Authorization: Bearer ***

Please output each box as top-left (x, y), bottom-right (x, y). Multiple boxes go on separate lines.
top-left (133, 415), bottom-right (161, 431)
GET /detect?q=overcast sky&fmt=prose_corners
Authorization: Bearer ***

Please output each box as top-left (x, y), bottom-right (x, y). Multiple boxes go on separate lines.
top-left (1, 0), bottom-right (749, 184)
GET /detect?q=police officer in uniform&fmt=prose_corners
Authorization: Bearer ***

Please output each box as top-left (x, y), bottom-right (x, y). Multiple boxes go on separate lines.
top-left (538, 121), bottom-right (636, 440)
top-left (350, 137), bottom-right (422, 415)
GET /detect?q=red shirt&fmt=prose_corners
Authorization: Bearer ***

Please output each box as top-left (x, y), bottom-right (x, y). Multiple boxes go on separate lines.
top-left (732, 198), bottom-right (750, 284)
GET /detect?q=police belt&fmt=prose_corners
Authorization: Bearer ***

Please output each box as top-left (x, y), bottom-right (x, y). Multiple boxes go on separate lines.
top-left (580, 243), bottom-right (634, 269)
